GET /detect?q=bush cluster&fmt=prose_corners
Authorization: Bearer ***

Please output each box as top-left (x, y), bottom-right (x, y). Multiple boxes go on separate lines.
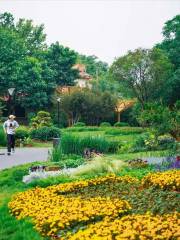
top-left (65, 127), bottom-right (101, 132)
top-left (114, 122), bottom-right (129, 127)
top-left (100, 122), bottom-right (111, 127)
top-left (105, 127), bottom-right (144, 136)
top-left (30, 111), bottom-right (52, 129)
top-left (73, 122), bottom-right (86, 127)
top-left (15, 126), bottom-right (29, 140)
top-left (132, 133), bottom-right (176, 152)
top-left (30, 126), bottom-right (61, 141)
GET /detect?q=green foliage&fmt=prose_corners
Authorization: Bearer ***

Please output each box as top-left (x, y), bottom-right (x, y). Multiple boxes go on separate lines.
top-left (105, 127), bottom-right (144, 136)
top-left (0, 125), bottom-right (6, 146)
top-left (0, 26), bottom-right (26, 94)
top-left (73, 122), bottom-right (86, 127)
top-left (157, 15), bottom-right (180, 70)
top-left (0, 13), bottom-right (54, 112)
top-left (114, 122), bottom-right (129, 127)
top-left (156, 15), bottom-right (180, 105)
top-left (17, 57), bottom-right (53, 111)
top-left (100, 122), bottom-right (111, 127)
top-left (15, 126), bottom-right (29, 140)
top-left (110, 48), bottom-right (173, 108)
top-left (60, 133), bottom-right (119, 155)
top-left (30, 126), bottom-right (61, 141)
top-left (92, 72), bottom-right (122, 96)
top-left (30, 111), bottom-right (52, 129)
top-left (65, 127), bottom-right (101, 132)
top-left (138, 102), bottom-right (180, 139)
top-left (122, 186), bottom-right (179, 215)
top-left (0, 204), bottom-right (44, 240)
top-left (50, 148), bottom-right (85, 168)
top-left (0, 101), bottom-right (5, 120)
top-left (132, 133), bottom-right (177, 153)
top-left (46, 42), bottom-right (78, 86)
top-left (61, 90), bottom-right (116, 126)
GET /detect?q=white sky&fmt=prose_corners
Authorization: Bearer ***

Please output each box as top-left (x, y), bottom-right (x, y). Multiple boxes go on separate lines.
top-left (0, 0), bottom-right (180, 64)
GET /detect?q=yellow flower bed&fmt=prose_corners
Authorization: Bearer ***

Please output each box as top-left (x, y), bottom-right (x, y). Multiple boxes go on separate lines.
top-left (8, 173), bottom-right (180, 239)
top-left (142, 170), bottom-right (180, 191)
top-left (67, 212), bottom-right (180, 240)
top-left (9, 175), bottom-right (133, 237)
top-left (52, 174), bottom-right (139, 194)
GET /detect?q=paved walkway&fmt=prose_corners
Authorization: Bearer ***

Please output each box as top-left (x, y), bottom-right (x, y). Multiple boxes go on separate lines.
top-left (0, 148), bottom-right (50, 170)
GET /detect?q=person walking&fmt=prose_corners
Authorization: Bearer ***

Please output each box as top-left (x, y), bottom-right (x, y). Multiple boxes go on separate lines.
top-left (3, 115), bottom-right (19, 155)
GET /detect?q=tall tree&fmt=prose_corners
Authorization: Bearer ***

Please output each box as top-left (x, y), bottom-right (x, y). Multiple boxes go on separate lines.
top-left (46, 42), bottom-right (78, 86)
top-left (157, 15), bottom-right (180, 105)
top-left (110, 48), bottom-right (173, 108)
top-left (0, 12), bottom-right (14, 29)
top-left (61, 90), bottom-right (116, 126)
top-left (16, 18), bottom-right (46, 56)
top-left (0, 27), bottom-right (26, 94)
top-left (157, 15), bottom-right (180, 69)
top-left (16, 57), bottom-right (49, 111)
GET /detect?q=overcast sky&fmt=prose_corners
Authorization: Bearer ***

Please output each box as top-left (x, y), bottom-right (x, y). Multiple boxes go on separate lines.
top-left (0, 0), bottom-right (180, 64)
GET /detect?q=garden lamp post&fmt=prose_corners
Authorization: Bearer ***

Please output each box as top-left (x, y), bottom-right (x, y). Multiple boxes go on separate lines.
top-left (8, 87), bottom-right (15, 114)
top-left (57, 97), bottom-right (61, 128)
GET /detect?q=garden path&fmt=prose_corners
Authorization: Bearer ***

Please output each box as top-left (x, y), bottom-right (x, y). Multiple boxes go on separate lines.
top-left (0, 147), bottom-right (50, 170)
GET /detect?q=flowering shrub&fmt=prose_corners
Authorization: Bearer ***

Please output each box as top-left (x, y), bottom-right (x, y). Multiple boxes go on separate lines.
top-left (68, 212), bottom-right (180, 240)
top-left (142, 170), bottom-right (180, 191)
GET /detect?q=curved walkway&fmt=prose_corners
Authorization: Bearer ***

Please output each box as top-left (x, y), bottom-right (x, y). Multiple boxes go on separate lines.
top-left (0, 148), bottom-right (50, 170)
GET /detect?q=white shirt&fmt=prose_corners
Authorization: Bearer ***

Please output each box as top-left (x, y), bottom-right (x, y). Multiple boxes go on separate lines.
top-left (3, 120), bottom-right (19, 135)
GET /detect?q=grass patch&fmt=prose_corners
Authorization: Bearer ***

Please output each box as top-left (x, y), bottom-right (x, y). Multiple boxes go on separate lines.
top-left (60, 133), bottom-right (119, 155)
top-left (0, 125), bottom-right (6, 147)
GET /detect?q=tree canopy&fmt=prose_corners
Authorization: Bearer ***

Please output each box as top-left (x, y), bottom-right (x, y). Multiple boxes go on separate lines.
top-left (110, 48), bottom-right (173, 108)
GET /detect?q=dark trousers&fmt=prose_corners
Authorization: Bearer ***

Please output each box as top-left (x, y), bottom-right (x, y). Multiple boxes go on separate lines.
top-left (7, 134), bottom-right (15, 153)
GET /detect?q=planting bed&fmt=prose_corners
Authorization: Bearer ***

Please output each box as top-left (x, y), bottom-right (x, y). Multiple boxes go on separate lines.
top-left (9, 170), bottom-right (180, 239)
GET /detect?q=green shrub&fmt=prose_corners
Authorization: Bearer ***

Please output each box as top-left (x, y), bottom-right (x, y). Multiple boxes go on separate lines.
top-left (65, 126), bottom-right (101, 132)
top-left (114, 122), bottom-right (129, 127)
top-left (30, 126), bottom-right (61, 141)
top-left (131, 133), bottom-right (176, 153)
top-left (100, 122), bottom-right (111, 127)
top-left (50, 148), bottom-right (85, 168)
top-left (30, 111), bottom-right (53, 129)
top-left (105, 127), bottom-right (144, 136)
top-left (73, 122), bottom-right (86, 127)
top-left (0, 125), bottom-right (6, 146)
top-left (157, 135), bottom-right (176, 149)
top-left (60, 133), bottom-right (118, 155)
top-left (16, 126), bottom-right (29, 140)
top-left (65, 127), bottom-right (87, 132)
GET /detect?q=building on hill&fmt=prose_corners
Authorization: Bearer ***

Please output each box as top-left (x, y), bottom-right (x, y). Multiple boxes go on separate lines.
top-left (72, 64), bottom-right (92, 89)
top-left (56, 64), bottom-right (92, 94)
